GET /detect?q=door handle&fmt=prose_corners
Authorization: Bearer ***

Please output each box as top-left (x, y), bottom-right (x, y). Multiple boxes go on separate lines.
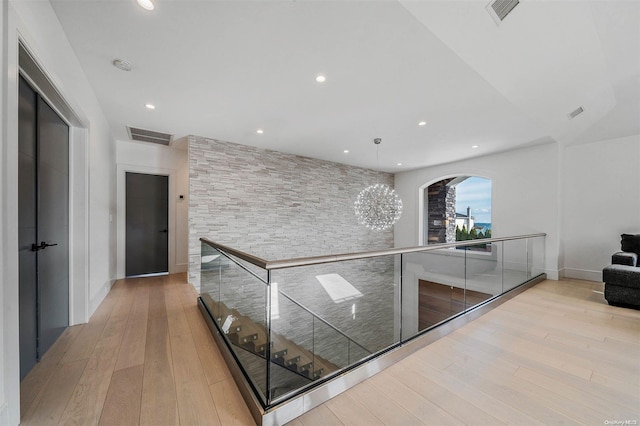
top-left (160, 229), bottom-right (168, 233)
top-left (31, 241), bottom-right (58, 252)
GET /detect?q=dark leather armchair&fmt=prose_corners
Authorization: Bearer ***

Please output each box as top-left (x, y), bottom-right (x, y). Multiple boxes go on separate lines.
top-left (602, 234), bottom-right (640, 309)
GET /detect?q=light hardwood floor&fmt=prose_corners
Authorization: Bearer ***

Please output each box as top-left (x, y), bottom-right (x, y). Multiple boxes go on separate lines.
top-left (21, 276), bottom-right (640, 425)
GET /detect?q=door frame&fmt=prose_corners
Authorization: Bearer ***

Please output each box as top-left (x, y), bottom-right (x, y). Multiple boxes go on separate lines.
top-left (18, 44), bottom-right (90, 327)
top-left (117, 164), bottom-right (176, 279)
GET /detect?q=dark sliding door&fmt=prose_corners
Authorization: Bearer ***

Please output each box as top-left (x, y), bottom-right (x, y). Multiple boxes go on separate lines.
top-left (19, 76), bottom-right (70, 380)
top-left (125, 172), bottom-right (169, 277)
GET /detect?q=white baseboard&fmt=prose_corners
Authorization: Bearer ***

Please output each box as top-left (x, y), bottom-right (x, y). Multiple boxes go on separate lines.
top-left (174, 263), bottom-right (188, 273)
top-left (560, 268), bottom-right (602, 283)
top-left (544, 269), bottom-right (559, 280)
top-left (89, 277), bottom-right (117, 316)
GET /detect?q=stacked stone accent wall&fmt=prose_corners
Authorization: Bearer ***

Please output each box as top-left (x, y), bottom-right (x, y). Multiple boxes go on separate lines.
top-left (426, 178), bottom-right (457, 244)
top-left (445, 184), bottom-right (457, 242)
top-left (189, 136), bottom-right (397, 355)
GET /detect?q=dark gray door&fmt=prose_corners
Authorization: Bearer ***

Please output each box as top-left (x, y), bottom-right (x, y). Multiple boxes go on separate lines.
top-left (18, 77), bottom-right (69, 380)
top-left (125, 173), bottom-right (168, 276)
top-left (19, 77), bottom-right (38, 380)
top-left (37, 96), bottom-right (70, 355)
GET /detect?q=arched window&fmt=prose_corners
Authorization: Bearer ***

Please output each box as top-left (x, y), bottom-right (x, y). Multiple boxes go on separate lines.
top-left (423, 176), bottom-right (492, 245)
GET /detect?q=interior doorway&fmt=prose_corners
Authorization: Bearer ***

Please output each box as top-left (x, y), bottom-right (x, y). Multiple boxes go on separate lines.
top-left (18, 76), bottom-right (70, 380)
top-left (125, 172), bottom-right (169, 277)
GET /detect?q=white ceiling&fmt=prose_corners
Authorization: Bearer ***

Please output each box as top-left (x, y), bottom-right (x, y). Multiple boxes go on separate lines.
top-left (49, 0), bottom-right (640, 172)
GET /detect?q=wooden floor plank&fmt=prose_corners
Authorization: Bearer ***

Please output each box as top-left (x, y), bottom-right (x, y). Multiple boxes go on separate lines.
top-left (20, 358), bottom-right (87, 426)
top-left (296, 404), bottom-right (345, 426)
top-left (445, 324), bottom-right (639, 411)
top-left (170, 332), bottom-right (222, 425)
top-left (209, 379), bottom-right (255, 426)
top-left (324, 392), bottom-right (385, 426)
top-left (347, 380), bottom-right (425, 425)
top-left (184, 304), bottom-right (233, 385)
top-left (139, 291), bottom-right (179, 426)
top-left (114, 285), bottom-right (150, 371)
top-left (453, 322), bottom-right (595, 380)
top-left (165, 281), bottom-right (192, 337)
top-left (59, 296), bottom-right (116, 365)
top-left (514, 366), bottom-right (636, 420)
top-left (98, 364), bottom-right (144, 426)
top-left (20, 324), bottom-right (84, 415)
top-left (366, 371), bottom-right (464, 426)
top-left (389, 362), bottom-right (507, 425)
top-left (411, 357), bottom-right (546, 425)
top-left (57, 288), bottom-right (132, 425)
top-left (440, 361), bottom-right (583, 425)
top-left (464, 313), bottom-right (639, 383)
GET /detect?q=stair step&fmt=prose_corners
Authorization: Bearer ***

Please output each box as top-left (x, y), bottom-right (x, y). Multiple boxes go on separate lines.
top-left (213, 301), bottom-right (341, 381)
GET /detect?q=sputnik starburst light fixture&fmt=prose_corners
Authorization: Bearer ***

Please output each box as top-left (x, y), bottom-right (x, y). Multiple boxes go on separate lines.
top-left (354, 138), bottom-right (403, 231)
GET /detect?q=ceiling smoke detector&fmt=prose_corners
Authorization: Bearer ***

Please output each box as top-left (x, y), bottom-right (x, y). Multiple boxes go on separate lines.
top-left (113, 59), bottom-right (132, 72)
top-left (487, 0), bottom-right (520, 24)
top-left (127, 126), bottom-right (173, 145)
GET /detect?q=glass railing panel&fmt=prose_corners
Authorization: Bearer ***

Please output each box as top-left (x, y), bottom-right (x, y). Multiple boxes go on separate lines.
top-left (270, 255), bottom-right (400, 356)
top-left (528, 236), bottom-right (545, 279)
top-left (312, 315), bottom-right (350, 372)
top-left (502, 238), bottom-right (529, 292)
top-left (199, 243), bottom-right (268, 405)
top-left (225, 251), bottom-right (268, 284)
top-left (464, 242), bottom-right (502, 310)
top-left (402, 247), bottom-right (466, 339)
top-left (268, 288), bottom-right (374, 404)
top-left (348, 339), bottom-right (372, 364)
top-left (201, 242), bottom-right (222, 314)
top-left (268, 288), bottom-right (315, 402)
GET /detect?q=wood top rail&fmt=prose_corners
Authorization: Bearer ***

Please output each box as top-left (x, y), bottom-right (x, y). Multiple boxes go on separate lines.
top-left (200, 233), bottom-right (546, 271)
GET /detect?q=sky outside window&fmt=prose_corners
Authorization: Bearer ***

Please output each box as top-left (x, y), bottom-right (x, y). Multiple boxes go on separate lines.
top-left (455, 177), bottom-right (491, 224)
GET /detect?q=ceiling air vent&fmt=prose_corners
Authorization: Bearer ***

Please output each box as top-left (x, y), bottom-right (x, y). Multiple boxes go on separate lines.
top-left (127, 126), bottom-right (173, 145)
top-left (487, 0), bottom-right (520, 24)
top-left (568, 106), bottom-right (584, 120)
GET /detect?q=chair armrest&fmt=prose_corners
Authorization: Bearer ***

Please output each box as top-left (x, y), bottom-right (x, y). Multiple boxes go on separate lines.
top-left (612, 252), bottom-right (638, 267)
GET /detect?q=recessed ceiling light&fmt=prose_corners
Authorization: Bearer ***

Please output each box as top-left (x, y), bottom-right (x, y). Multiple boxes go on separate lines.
top-left (113, 59), bottom-right (132, 72)
top-left (137, 0), bottom-right (155, 11)
top-left (343, 150), bottom-right (349, 154)
top-left (472, 145), bottom-right (479, 149)
top-left (256, 129), bottom-right (264, 134)
top-left (145, 103), bottom-right (156, 110)
top-left (418, 121), bottom-right (427, 126)
top-left (397, 162), bottom-right (403, 166)
top-left (315, 75), bottom-right (326, 83)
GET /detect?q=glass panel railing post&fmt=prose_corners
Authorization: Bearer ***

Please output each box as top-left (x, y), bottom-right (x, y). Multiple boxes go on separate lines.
top-left (464, 245), bottom-right (468, 310)
top-left (399, 252), bottom-right (403, 343)
top-left (500, 241), bottom-right (505, 294)
top-left (312, 315), bottom-right (316, 379)
top-left (526, 238), bottom-right (530, 279)
top-left (265, 270), bottom-right (272, 405)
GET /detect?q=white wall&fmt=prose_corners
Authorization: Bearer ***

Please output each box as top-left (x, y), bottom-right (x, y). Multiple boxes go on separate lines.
top-left (562, 134), bottom-right (640, 281)
top-left (0, 0), bottom-right (7, 422)
top-left (395, 142), bottom-right (560, 279)
top-left (115, 139), bottom-right (189, 278)
top-left (1, 1), bottom-right (116, 424)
